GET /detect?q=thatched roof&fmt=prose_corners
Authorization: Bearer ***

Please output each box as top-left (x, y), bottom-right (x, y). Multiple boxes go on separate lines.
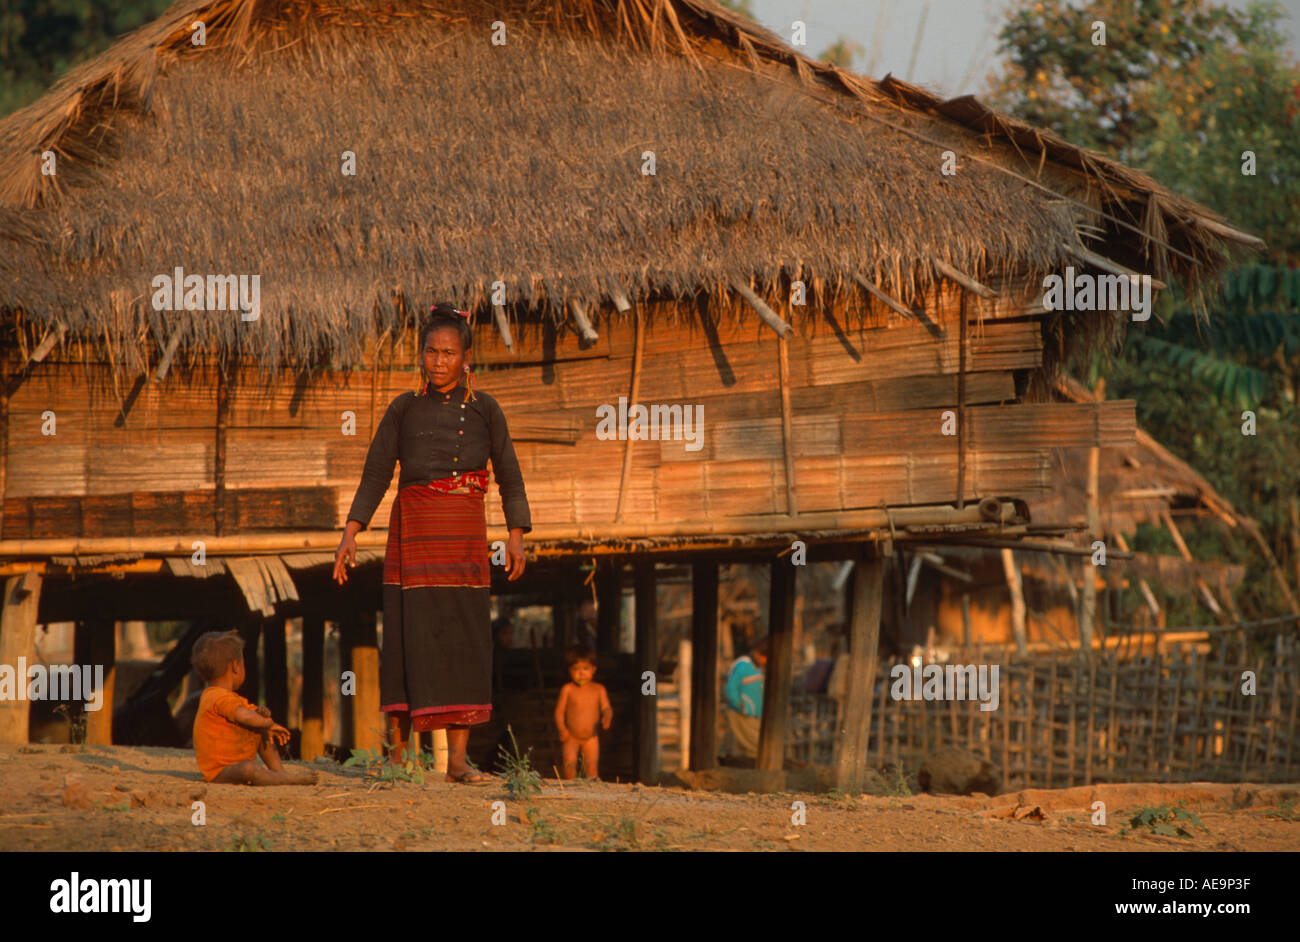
top-left (0, 0), bottom-right (1259, 378)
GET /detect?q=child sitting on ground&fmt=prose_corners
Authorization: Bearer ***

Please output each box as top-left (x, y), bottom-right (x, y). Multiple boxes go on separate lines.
top-left (191, 630), bottom-right (317, 786)
top-left (553, 646), bottom-right (612, 780)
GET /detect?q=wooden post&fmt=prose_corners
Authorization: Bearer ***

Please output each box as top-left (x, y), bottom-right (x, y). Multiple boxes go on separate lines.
top-left (74, 617), bottom-right (116, 746)
top-left (0, 573), bottom-right (41, 744)
top-left (236, 615), bottom-right (262, 706)
top-left (214, 367), bottom-right (229, 536)
top-left (689, 561), bottom-right (719, 770)
top-left (263, 615), bottom-right (288, 725)
top-left (956, 291), bottom-right (967, 508)
top-left (349, 611), bottom-right (382, 753)
top-left (634, 561), bottom-right (659, 783)
top-left (1001, 548), bottom-right (1027, 654)
top-left (595, 561), bottom-right (622, 653)
top-left (757, 558), bottom-right (797, 771)
top-left (615, 309), bottom-right (645, 522)
top-left (777, 335), bottom-right (798, 516)
top-left (1081, 379), bottom-right (1103, 648)
top-left (300, 614), bottom-right (325, 760)
top-left (835, 551), bottom-right (884, 792)
top-left (678, 638), bottom-right (692, 770)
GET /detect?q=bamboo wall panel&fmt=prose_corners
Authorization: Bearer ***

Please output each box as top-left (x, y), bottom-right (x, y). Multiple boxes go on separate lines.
top-left (787, 639), bottom-right (1300, 787)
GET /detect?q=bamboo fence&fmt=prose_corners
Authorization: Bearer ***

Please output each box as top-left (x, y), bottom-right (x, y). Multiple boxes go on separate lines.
top-left (787, 628), bottom-right (1300, 787)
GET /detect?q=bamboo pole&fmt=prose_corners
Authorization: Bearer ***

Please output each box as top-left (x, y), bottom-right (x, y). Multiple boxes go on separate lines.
top-left (852, 273), bottom-right (913, 320)
top-left (1235, 514), bottom-right (1300, 616)
top-left (777, 334), bottom-right (798, 516)
top-left (1113, 531), bottom-right (1160, 620)
top-left (1002, 548), bottom-right (1027, 654)
top-left (0, 501), bottom-right (1022, 556)
top-left (492, 304), bottom-right (514, 353)
top-left (1061, 242), bottom-right (1168, 290)
top-left (932, 259), bottom-right (997, 299)
top-left (614, 307), bottom-right (645, 523)
top-left (731, 280), bottom-right (793, 337)
top-left (1161, 510), bottom-right (1226, 619)
top-left (153, 326), bottom-right (183, 382)
top-left (0, 573), bottom-right (42, 744)
top-left (1080, 378), bottom-right (1103, 648)
top-left (568, 300), bottom-right (599, 344)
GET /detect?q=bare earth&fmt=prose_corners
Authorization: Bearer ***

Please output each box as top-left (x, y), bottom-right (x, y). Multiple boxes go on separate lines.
top-left (2, 746), bottom-right (1298, 852)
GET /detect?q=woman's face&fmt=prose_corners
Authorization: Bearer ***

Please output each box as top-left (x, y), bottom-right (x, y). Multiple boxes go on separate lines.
top-left (422, 326), bottom-right (467, 390)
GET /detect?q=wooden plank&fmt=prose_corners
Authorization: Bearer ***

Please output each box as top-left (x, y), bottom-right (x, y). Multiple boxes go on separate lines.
top-left (300, 614), bottom-right (325, 760)
top-left (689, 561), bottom-right (719, 771)
top-left (835, 552), bottom-right (883, 792)
top-left (0, 572), bottom-right (42, 743)
top-left (634, 561), bottom-right (659, 783)
top-left (757, 559), bottom-right (796, 771)
top-left (74, 617), bottom-right (116, 746)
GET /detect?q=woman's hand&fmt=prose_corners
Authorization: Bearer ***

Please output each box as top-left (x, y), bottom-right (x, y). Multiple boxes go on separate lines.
top-left (505, 528), bottom-right (527, 581)
top-left (333, 521), bottom-right (363, 585)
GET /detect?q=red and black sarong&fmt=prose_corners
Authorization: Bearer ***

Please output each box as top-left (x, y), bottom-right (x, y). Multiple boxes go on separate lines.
top-left (380, 469), bottom-right (492, 732)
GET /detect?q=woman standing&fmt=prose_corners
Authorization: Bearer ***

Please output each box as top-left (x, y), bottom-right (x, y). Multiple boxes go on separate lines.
top-left (333, 304), bottom-right (530, 784)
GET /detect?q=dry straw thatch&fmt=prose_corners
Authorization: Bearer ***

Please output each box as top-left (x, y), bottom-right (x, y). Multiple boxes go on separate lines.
top-left (0, 0), bottom-right (1254, 382)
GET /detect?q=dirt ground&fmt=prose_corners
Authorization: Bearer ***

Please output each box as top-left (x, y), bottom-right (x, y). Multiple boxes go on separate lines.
top-left (2, 745), bottom-right (1298, 852)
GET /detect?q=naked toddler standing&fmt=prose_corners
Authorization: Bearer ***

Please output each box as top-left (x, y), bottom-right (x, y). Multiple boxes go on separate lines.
top-left (554, 647), bottom-right (612, 780)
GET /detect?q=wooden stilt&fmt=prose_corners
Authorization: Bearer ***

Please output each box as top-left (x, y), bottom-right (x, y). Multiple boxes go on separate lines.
top-left (595, 561), bottom-right (622, 653)
top-left (0, 573), bottom-right (41, 744)
top-left (757, 559), bottom-right (796, 771)
top-left (634, 561), bottom-right (659, 783)
top-left (236, 615), bottom-right (262, 706)
top-left (835, 550), bottom-right (884, 792)
top-left (689, 561), bottom-right (719, 770)
top-left (678, 638), bottom-right (692, 770)
top-left (348, 611), bottom-right (382, 753)
top-left (300, 615), bottom-right (325, 760)
top-left (74, 617), bottom-right (116, 745)
top-left (263, 615), bottom-right (288, 725)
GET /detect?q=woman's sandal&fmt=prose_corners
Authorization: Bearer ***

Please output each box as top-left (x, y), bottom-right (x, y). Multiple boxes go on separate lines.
top-left (446, 768), bottom-right (495, 786)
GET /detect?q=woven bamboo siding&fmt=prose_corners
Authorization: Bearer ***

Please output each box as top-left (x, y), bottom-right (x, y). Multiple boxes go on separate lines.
top-left (787, 640), bottom-right (1300, 787)
top-left (3, 286), bottom-right (1136, 539)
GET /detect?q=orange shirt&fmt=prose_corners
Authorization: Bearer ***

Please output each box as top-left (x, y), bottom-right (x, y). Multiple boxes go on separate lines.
top-left (193, 687), bottom-right (263, 781)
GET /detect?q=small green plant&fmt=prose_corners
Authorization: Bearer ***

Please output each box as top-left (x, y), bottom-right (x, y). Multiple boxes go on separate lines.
top-left (53, 704), bottom-right (87, 746)
top-left (103, 801), bottom-right (129, 812)
top-left (227, 833), bottom-right (273, 852)
top-left (1263, 798), bottom-right (1300, 821)
top-left (343, 738), bottom-right (425, 788)
top-left (270, 814), bottom-right (286, 823)
top-left (525, 804), bottom-right (561, 845)
top-left (884, 765), bottom-right (912, 797)
top-left (496, 725), bottom-right (542, 799)
top-left (1123, 804), bottom-right (1207, 839)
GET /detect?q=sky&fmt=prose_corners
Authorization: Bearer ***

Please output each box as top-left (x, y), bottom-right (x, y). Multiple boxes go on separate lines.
top-left (746, 0), bottom-right (1300, 97)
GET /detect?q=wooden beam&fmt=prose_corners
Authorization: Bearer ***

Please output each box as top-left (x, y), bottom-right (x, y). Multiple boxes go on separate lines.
top-left (0, 572), bottom-right (42, 744)
top-left (74, 617), bottom-right (116, 746)
top-left (0, 500), bottom-right (1024, 556)
top-left (595, 561), bottom-right (622, 652)
top-left (1192, 215), bottom-right (1266, 249)
top-left (1113, 531), bottom-right (1161, 620)
top-left (689, 560), bottom-right (719, 770)
top-left (634, 561), bottom-right (659, 783)
top-left (933, 259), bottom-right (998, 299)
top-left (1062, 242), bottom-right (1168, 290)
top-left (835, 550), bottom-right (883, 792)
top-left (731, 280), bottom-right (794, 337)
top-left (568, 300), bottom-right (599, 344)
top-left (756, 558), bottom-right (796, 771)
top-left (608, 284), bottom-right (631, 313)
top-left (956, 290), bottom-right (968, 508)
top-left (300, 614), bottom-right (325, 760)
top-left (1162, 510), bottom-right (1227, 619)
top-left (615, 308), bottom-right (645, 523)
top-left (852, 273), bottom-right (914, 320)
top-left (27, 321), bottom-right (68, 367)
top-left (492, 304), bottom-right (515, 353)
top-left (214, 368), bottom-right (229, 537)
top-left (236, 615), bottom-right (262, 706)
top-left (1081, 378), bottom-right (1104, 648)
top-left (777, 335), bottom-right (798, 516)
